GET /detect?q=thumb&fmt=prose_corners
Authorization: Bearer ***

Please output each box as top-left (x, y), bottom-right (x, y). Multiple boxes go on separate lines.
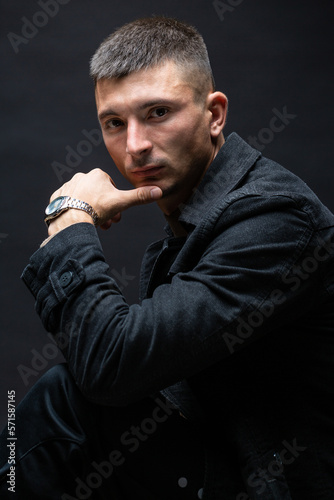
top-left (115, 186), bottom-right (163, 211)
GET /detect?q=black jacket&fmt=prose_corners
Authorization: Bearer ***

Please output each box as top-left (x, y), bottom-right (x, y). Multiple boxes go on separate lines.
top-left (23, 133), bottom-right (334, 499)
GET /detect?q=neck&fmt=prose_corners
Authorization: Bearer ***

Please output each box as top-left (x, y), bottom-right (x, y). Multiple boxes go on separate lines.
top-left (164, 210), bottom-right (188, 237)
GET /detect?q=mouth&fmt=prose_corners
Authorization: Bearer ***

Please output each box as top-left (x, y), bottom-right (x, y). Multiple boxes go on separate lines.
top-left (131, 165), bottom-right (165, 178)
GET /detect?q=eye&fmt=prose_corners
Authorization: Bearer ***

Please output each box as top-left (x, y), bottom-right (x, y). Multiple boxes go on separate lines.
top-left (105, 118), bottom-right (124, 129)
top-left (151, 107), bottom-right (169, 118)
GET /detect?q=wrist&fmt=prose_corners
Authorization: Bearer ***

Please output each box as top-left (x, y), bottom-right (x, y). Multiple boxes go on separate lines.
top-left (47, 209), bottom-right (94, 237)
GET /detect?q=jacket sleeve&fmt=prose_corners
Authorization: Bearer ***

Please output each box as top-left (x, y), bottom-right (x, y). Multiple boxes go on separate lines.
top-left (21, 195), bottom-right (329, 406)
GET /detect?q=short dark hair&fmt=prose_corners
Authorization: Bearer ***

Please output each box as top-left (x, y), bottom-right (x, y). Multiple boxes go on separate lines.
top-left (90, 16), bottom-right (215, 100)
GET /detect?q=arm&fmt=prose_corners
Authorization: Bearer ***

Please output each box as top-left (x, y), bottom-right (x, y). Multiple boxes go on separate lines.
top-left (22, 185), bottom-right (321, 406)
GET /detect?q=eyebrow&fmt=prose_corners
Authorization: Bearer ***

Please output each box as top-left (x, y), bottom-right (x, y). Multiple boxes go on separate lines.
top-left (98, 99), bottom-right (175, 122)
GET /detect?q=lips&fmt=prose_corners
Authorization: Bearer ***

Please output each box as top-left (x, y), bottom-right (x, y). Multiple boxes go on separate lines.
top-left (131, 165), bottom-right (164, 177)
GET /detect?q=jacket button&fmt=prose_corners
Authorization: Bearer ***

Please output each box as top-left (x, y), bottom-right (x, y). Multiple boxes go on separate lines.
top-left (59, 271), bottom-right (73, 288)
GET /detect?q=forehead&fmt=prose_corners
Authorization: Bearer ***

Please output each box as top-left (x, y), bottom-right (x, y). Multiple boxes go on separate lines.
top-left (95, 61), bottom-right (194, 114)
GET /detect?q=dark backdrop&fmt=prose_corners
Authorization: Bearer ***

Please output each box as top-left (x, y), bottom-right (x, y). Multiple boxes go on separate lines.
top-left (0, 0), bottom-right (333, 430)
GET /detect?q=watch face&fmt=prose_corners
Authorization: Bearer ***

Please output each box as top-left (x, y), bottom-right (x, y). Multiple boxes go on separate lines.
top-left (45, 196), bottom-right (67, 216)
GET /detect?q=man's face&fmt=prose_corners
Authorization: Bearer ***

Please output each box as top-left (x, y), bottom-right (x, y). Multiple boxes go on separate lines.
top-left (95, 61), bottom-right (224, 214)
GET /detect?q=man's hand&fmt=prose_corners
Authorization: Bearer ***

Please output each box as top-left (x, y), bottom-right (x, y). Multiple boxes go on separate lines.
top-left (47, 168), bottom-right (163, 236)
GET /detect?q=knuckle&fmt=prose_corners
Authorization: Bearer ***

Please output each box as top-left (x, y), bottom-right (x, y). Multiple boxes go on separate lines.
top-left (73, 172), bottom-right (84, 179)
top-left (137, 188), bottom-right (148, 203)
top-left (50, 190), bottom-right (59, 202)
top-left (91, 167), bottom-right (103, 175)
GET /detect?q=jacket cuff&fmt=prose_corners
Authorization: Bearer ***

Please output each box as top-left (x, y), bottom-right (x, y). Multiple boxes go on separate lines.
top-left (21, 223), bottom-right (104, 329)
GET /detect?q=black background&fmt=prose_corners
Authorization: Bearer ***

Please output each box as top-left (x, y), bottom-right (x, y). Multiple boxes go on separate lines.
top-left (0, 0), bottom-right (333, 430)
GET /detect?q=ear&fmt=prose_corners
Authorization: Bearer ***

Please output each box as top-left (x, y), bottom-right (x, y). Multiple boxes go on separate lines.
top-left (207, 92), bottom-right (228, 138)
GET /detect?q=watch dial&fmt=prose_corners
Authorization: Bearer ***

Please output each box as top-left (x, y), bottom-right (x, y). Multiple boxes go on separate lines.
top-left (45, 196), bottom-right (66, 215)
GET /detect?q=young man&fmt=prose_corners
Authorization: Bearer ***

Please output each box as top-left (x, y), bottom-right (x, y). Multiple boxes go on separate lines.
top-left (1, 16), bottom-right (334, 500)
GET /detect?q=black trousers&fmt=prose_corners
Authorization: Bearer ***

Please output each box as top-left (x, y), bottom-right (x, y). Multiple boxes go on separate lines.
top-left (0, 364), bottom-right (205, 499)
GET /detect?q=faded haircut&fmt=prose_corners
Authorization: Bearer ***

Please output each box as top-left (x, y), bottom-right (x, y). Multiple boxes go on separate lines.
top-left (89, 16), bottom-right (215, 102)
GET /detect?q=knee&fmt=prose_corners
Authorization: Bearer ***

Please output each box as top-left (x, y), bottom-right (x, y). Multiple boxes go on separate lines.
top-left (36, 362), bottom-right (72, 389)
top-left (17, 363), bottom-right (86, 425)
top-left (23, 363), bottom-right (78, 406)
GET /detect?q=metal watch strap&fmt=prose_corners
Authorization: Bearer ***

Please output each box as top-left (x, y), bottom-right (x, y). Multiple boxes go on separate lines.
top-left (44, 196), bottom-right (99, 226)
top-left (65, 197), bottom-right (99, 225)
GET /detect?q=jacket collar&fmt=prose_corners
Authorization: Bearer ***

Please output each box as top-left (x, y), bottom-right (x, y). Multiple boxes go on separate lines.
top-left (168, 132), bottom-right (261, 233)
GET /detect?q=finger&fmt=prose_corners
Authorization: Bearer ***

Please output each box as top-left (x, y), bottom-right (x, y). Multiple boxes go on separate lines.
top-left (112, 186), bottom-right (163, 213)
top-left (99, 212), bottom-right (122, 230)
top-left (100, 220), bottom-right (113, 230)
top-left (111, 212), bottom-right (122, 223)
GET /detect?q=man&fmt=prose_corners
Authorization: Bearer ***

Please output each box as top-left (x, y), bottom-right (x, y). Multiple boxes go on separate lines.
top-left (1, 15), bottom-right (334, 500)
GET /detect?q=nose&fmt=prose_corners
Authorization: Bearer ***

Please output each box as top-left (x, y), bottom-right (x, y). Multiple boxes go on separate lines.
top-left (126, 121), bottom-right (153, 158)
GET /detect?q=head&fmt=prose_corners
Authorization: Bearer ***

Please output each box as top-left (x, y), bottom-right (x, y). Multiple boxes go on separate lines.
top-left (90, 16), bottom-right (228, 214)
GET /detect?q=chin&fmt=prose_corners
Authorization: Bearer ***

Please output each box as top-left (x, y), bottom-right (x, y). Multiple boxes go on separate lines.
top-left (136, 179), bottom-right (168, 191)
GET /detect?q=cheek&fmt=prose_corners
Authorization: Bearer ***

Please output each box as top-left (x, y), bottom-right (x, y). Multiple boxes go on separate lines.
top-left (104, 137), bottom-right (125, 161)
top-left (162, 127), bottom-right (195, 156)
top-left (172, 129), bottom-right (207, 160)
top-left (102, 140), bottom-right (127, 177)
top-left (173, 113), bottom-right (208, 147)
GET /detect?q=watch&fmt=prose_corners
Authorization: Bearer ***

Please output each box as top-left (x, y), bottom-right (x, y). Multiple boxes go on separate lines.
top-left (44, 196), bottom-right (99, 226)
